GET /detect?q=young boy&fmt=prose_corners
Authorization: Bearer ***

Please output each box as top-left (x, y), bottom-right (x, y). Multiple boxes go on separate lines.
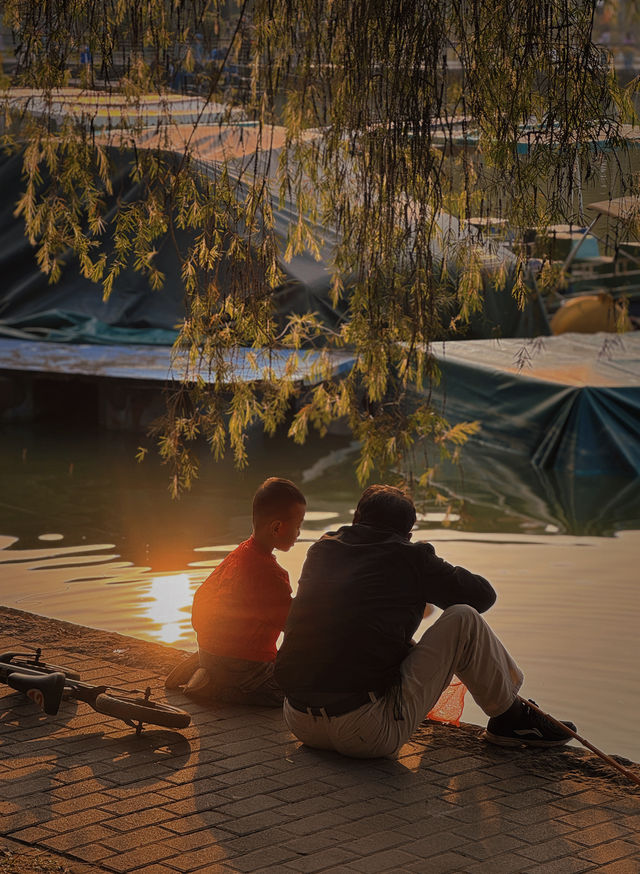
top-left (166, 477), bottom-right (306, 706)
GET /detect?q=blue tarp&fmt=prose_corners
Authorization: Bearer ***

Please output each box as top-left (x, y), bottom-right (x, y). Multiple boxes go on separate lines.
top-left (0, 144), bottom-right (547, 346)
top-left (0, 337), bottom-right (354, 385)
top-left (0, 148), bottom-right (345, 346)
top-left (429, 333), bottom-right (640, 475)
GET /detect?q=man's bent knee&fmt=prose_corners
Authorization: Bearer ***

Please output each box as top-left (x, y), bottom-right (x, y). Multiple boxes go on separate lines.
top-left (441, 603), bottom-right (481, 625)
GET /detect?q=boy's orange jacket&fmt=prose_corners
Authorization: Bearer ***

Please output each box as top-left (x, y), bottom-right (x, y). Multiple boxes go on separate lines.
top-left (192, 536), bottom-right (292, 663)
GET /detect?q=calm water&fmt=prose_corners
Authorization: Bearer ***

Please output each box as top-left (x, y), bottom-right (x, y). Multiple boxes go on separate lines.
top-left (1, 422), bottom-right (639, 762)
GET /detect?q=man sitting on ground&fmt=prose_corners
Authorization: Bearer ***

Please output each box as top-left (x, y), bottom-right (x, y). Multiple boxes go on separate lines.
top-left (167, 477), bottom-right (306, 706)
top-left (275, 484), bottom-right (575, 757)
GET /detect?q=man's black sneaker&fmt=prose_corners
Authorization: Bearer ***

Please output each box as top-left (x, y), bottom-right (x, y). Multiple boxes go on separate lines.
top-left (484, 698), bottom-right (576, 748)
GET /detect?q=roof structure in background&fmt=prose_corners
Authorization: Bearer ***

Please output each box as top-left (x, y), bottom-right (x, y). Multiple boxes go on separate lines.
top-left (586, 195), bottom-right (640, 221)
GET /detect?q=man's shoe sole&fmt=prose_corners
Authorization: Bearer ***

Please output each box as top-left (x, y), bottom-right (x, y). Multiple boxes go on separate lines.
top-left (483, 729), bottom-right (571, 748)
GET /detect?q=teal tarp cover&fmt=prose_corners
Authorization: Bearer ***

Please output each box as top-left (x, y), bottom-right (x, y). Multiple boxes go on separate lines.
top-left (0, 146), bottom-right (548, 345)
top-left (0, 148), bottom-right (343, 346)
top-left (0, 151), bottom-right (187, 345)
top-left (429, 333), bottom-right (640, 475)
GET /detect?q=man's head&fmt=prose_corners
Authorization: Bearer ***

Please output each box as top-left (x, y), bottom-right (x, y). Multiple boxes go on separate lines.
top-left (252, 477), bottom-right (306, 552)
top-left (353, 484), bottom-right (416, 538)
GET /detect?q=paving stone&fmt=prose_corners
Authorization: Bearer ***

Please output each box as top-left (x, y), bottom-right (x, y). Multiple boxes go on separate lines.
top-left (464, 854), bottom-right (535, 874)
top-left (570, 821), bottom-right (632, 847)
top-left (217, 793), bottom-right (283, 818)
top-left (578, 839), bottom-right (640, 865)
top-left (448, 816), bottom-right (506, 841)
top-left (249, 867), bottom-right (306, 874)
top-left (402, 831), bottom-right (470, 859)
top-left (100, 842), bottom-right (176, 872)
top-left (516, 836), bottom-right (585, 862)
top-left (440, 770), bottom-right (498, 791)
top-left (268, 782), bottom-right (332, 805)
top-left (406, 850), bottom-right (475, 872)
top-left (283, 830), bottom-right (355, 855)
top-left (278, 796), bottom-right (337, 819)
top-left (459, 833), bottom-right (526, 862)
top-left (492, 773), bottom-right (549, 793)
top-left (225, 845), bottom-right (299, 872)
top-left (106, 779), bottom-right (181, 799)
top-left (53, 763), bottom-right (115, 785)
top-left (525, 858), bottom-right (597, 874)
top-left (214, 749), bottom-right (282, 772)
top-left (160, 812), bottom-right (230, 834)
top-left (1, 776), bottom-right (55, 798)
top-left (165, 831), bottom-right (230, 852)
top-left (51, 777), bottom-right (114, 799)
top-left (501, 803), bottom-right (568, 825)
top-left (501, 818), bottom-right (575, 843)
top-left (225, 826), bottom-right (301, 855)
top-left (0, 763), bottom-right (57, 782)
top-left (161, 845), bottom-right (232, 872)
top-left (597, 860), bottom-right (640, 874)
top-left (554, 789), bottom-right (625, 811)
top-left (541, 778), bottom-right (591, 797)
top-left (131, 867), bottom-right (181, 874)
top-left (279, 809), bottom-right (354, 836)
top-left (344, 813), bottom-right (413, 837)
top-left (7, 826), bottom-right (56, 843)
top-left (332, 797), bottom-right (402, 821)
top-left (217, 809), bottom-right (290, 836)
top-left (216, 765), bottom-right (282, 787)
top-left (50, 790), bottom-right (115, 814)
top-left (496, 787), bottom-right (559, 809)
top-left (606, 796), bottom-right (640, 814)
top-left (348, 848), bottom-right (422, 872)
top-left (40, 823), bottom-right (118, 852)
top-left (440, 799), bottom-right (510, 823)
top-left (70, 842), bottom-right (117, 863)
top-left (478, 762), bottom-right (525, 780)
top-left (100, 824), bottom-right (176, 852)
top-left (104, 808), bottom-right (175, 831)
top-left (99, 791), bottom-right (178, 815)
top-left (283, 846), bottom-right (358, 872)
top-left (3, 807), bottom-right (53, 833)
top-left (427, 756), bottom-right (496, 776)
top-left (0, 802), bottom-right (20, 816)
top-left (561, 807), bottom-right (619, 828)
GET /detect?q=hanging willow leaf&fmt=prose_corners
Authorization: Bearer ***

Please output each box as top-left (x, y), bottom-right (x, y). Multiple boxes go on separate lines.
top-left (0, 0), bottom-right (635, 492)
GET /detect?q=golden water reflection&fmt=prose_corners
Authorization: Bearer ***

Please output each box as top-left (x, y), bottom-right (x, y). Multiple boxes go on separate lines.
top-left (142, 572), bottom-right (199, 644)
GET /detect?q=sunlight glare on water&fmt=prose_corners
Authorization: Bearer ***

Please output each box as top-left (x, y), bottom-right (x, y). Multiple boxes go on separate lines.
top-left (142, 573), bottom-right (198, 644)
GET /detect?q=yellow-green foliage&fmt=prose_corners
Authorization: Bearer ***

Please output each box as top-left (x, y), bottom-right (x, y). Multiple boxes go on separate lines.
top-left (1, 0), bottom-right (635, 491)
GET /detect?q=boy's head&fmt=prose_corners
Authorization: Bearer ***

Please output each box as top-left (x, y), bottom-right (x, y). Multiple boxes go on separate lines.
top-left (353, 484), bottom-right (416, 538)
top-left (252, 477), bottom-right (306, 552)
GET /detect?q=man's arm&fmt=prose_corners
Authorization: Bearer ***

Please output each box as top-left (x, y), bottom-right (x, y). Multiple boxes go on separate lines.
top-left (419, 543), bottom-right (496, 613)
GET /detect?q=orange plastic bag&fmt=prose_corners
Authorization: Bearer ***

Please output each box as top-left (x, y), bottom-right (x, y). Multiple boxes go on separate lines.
top-left (426, 677), bottom-right (467, 726)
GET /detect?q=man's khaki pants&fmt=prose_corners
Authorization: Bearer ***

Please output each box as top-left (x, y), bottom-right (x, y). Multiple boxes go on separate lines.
top-left (283, 604), bottom-right (524, 758)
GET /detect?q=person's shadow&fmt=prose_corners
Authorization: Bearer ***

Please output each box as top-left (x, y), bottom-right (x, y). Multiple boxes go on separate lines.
top-left (0, 689), bottom-right (191, 842)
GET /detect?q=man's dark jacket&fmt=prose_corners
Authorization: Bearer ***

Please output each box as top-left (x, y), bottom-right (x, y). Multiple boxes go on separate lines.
top-left (274, 523), bottom-right (496, 698)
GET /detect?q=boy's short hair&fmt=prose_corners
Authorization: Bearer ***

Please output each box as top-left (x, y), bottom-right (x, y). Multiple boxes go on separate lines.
top-left (355, 484), bottom-right (416, 536)
top-left (253, 477), bottom-right (306, 524)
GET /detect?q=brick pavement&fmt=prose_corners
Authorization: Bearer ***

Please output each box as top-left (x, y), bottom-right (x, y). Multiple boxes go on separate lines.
top-left (1, 612), bottom-right (640, 873)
